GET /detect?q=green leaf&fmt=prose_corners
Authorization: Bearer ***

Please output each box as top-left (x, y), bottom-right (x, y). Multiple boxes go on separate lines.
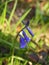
top-left (34, 2), bottom-right (41, 25)
top-left (0, 2), bottom-right (7, 25)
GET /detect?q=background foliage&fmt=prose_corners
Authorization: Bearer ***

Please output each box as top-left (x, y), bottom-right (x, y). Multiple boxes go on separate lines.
top-left (0, 0), bottom-right (49, 65)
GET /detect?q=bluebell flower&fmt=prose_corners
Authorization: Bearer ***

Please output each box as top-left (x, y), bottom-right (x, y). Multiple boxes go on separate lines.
top-left (20, 35), bottom-right (27, 48)
top-left (22, 21), bottom-right (34, 37)
top-left (19, 20), bottom-right (34, 48)
top-left (26, 27), bottom-right (34, 37)
top-left (22, 30), bottom-right (31, 43)
top-left (22, 21), bottom-right (29, 26)
top-left (19, 31), bottom-right (31, 48)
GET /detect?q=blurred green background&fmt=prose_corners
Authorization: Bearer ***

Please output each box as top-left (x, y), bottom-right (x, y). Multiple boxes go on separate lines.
top-left (0, 0), bottom-right (49, 65)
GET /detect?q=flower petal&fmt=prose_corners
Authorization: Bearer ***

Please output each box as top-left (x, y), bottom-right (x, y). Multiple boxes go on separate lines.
top-left (22, 21), bottom-right (34, 37)
top-left (22, 21), bottom-right (29, 26)
top-left (26, 27), bottom-right (34, 37)
top-left (20, 35), bottom-right (27, 48)
top-left (22, 30), bottom-right (31, 43)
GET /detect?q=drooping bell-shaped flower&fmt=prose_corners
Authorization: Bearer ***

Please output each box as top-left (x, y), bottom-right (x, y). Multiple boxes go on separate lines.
top-left (22, 21), bottom-right (34, 37)
top-left (22, 30), bottom-right (31, 43)
top-left (22, 21), bottom-right (29, 26)
top-left (20, 35), bottom-right (27, 48)
top-left (19, 20), bottom-right (34, 48)
top-left (26, 27), bottom-right (34, 37)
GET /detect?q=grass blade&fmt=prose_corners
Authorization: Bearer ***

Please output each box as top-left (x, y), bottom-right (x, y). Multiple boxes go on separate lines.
top-left (0, 2), bottom-right (7, 25)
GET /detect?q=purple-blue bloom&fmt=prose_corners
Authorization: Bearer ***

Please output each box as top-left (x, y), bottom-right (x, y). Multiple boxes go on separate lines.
top-left (22, 21), bottom-right (29, 26)
top-left (20, 35), bottom-right (27, 48)
top-left (22, 30), bottom-right (31, 43)
top-left (26, 27), bottom-right (34, 37)
top-left (19, 20), bottom-right (34, 48)
top-left (22, 21), bottom-right (34, 37)
top-left (19, 31), bottom-right (31, 48)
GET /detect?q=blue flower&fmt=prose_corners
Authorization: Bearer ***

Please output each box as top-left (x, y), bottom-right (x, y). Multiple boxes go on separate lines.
top-left (22, 21), bottom-right (29, 26)
top-left (20, 35), bottom-right (27, 48)
top-left (22, 21), bottom-right (34, 37)
top-left (19, 31), bottom-right (31, 48)
top-left (26, 27), bottom-right (34, 37)
top-left (22, 30), bottom-right (31, 43)
top-left (19, 20), bottom-right (34, 48)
